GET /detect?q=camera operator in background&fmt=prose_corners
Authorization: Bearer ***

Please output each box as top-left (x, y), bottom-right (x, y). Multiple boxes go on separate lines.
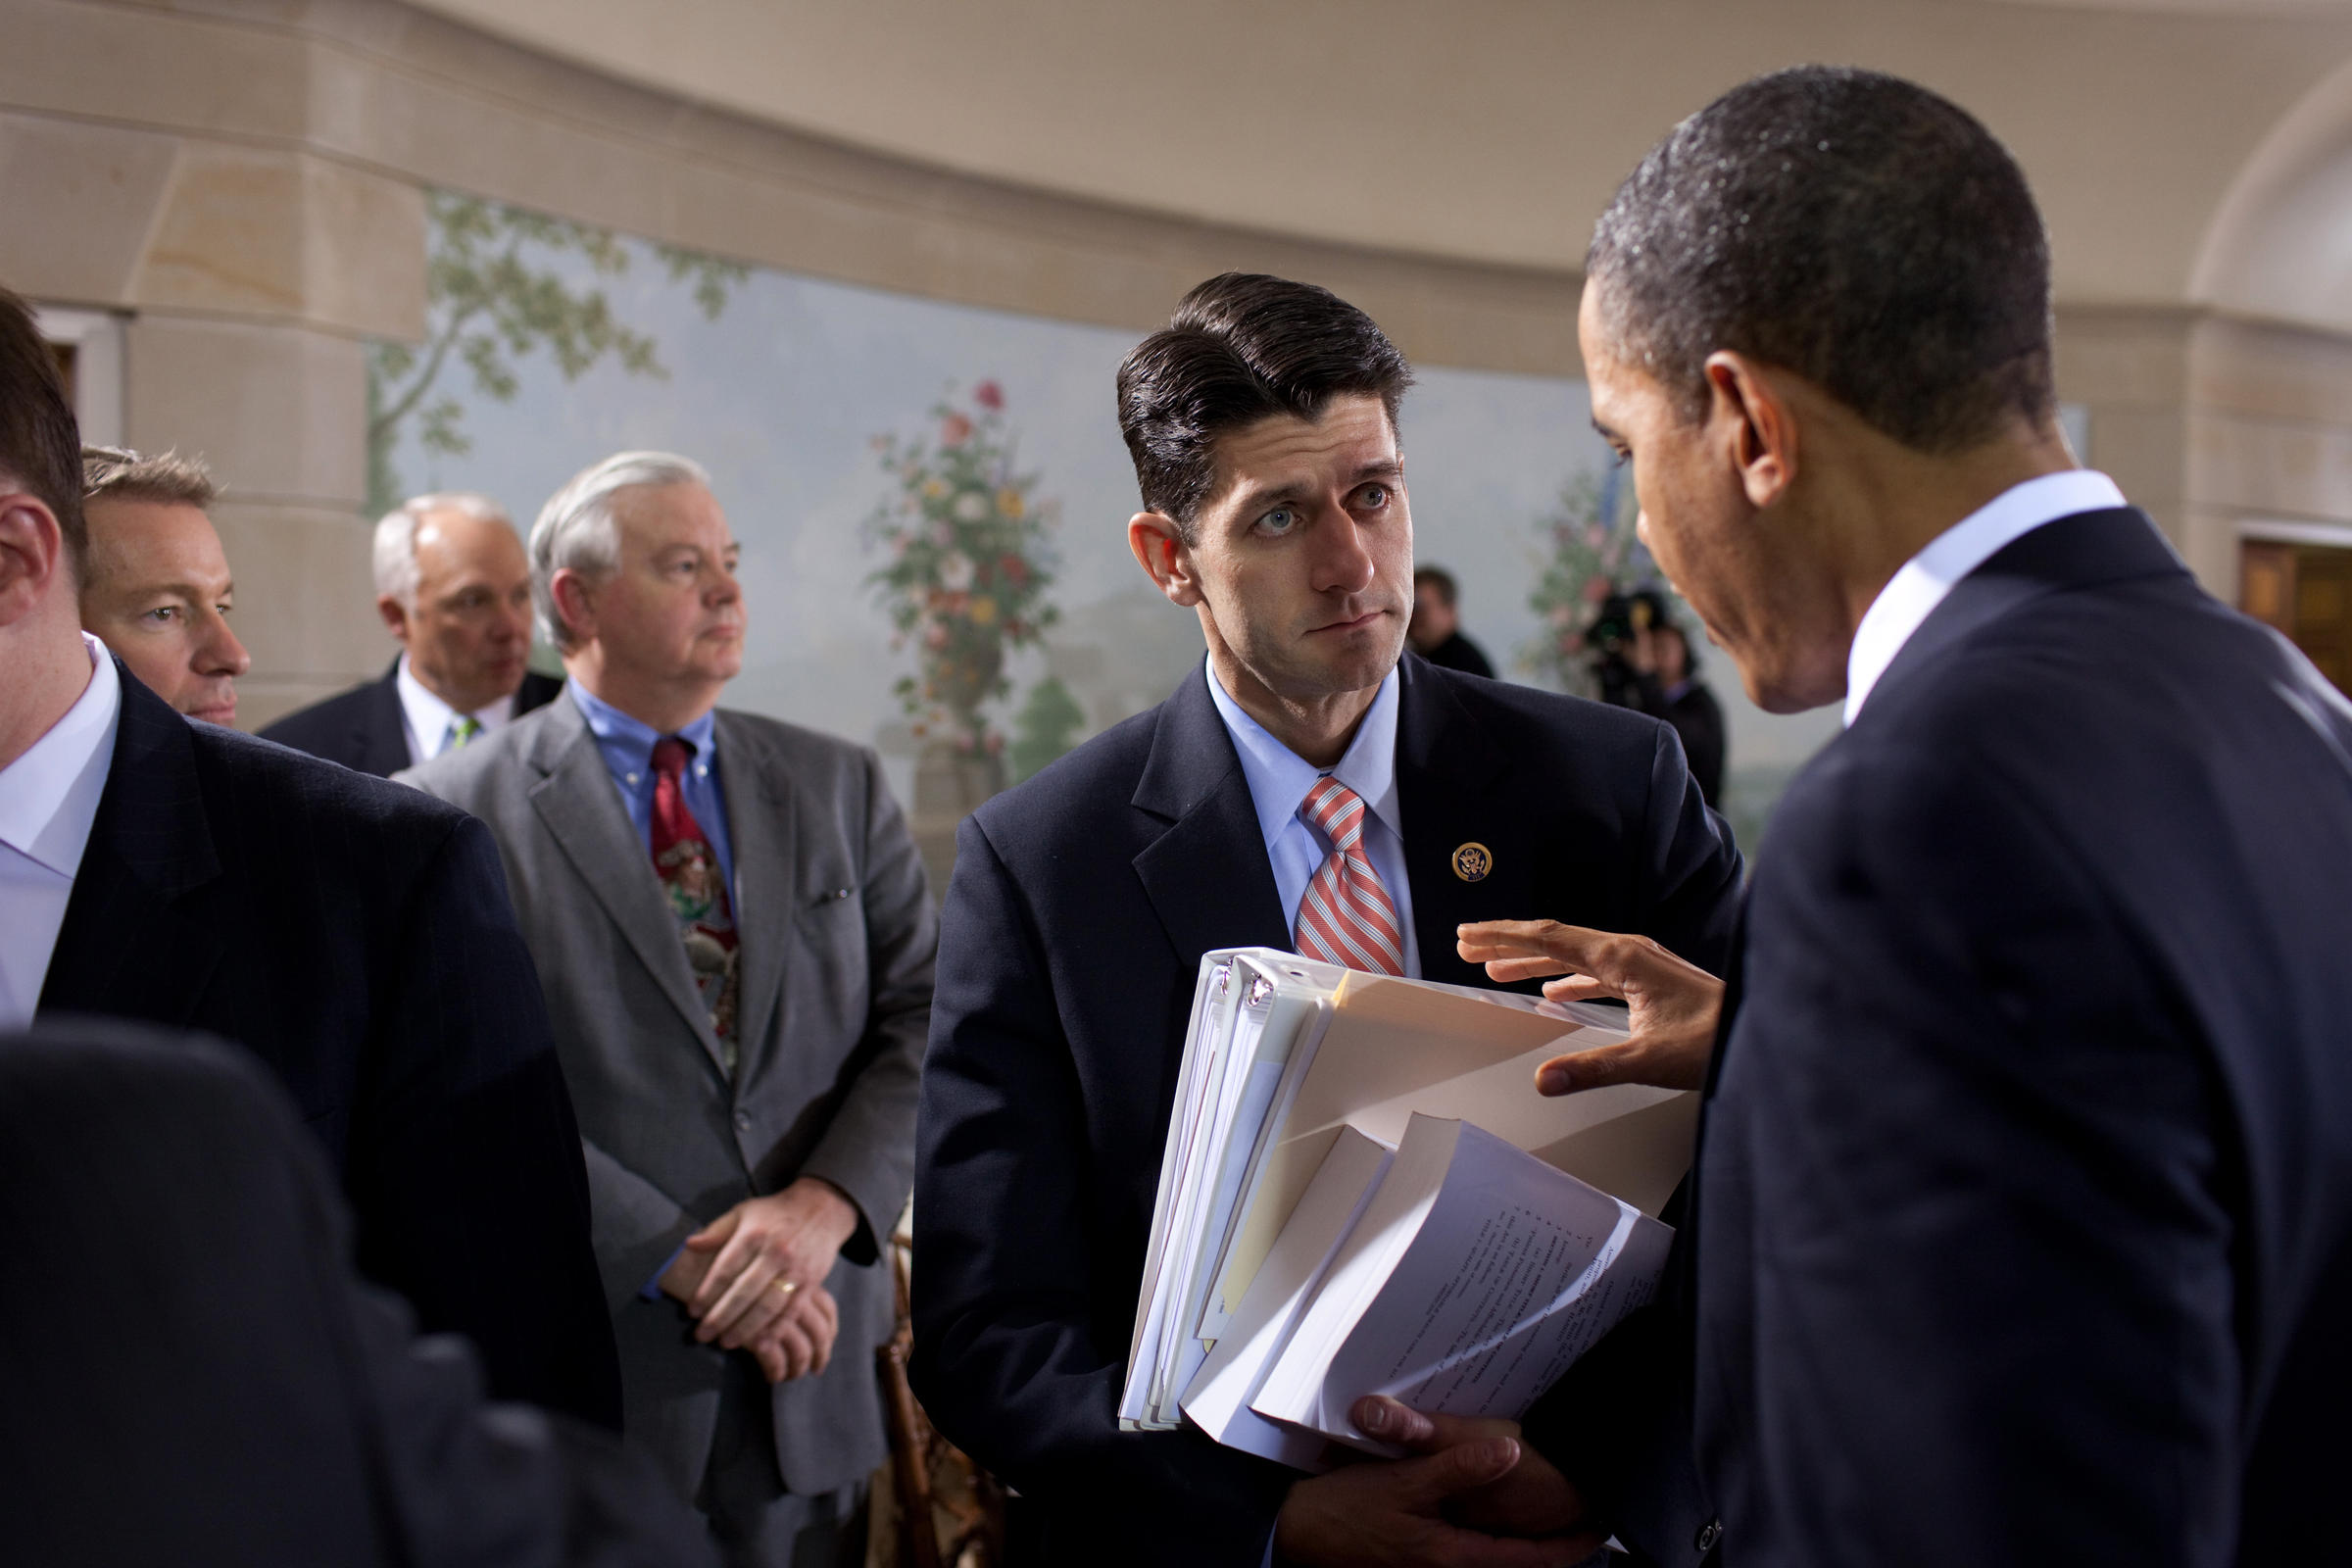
top-left (1592, 587), bottom-right (1726, 806)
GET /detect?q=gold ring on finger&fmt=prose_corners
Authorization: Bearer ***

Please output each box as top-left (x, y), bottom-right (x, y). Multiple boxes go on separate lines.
top-left (771, 1278), bottom-right (799, 1297)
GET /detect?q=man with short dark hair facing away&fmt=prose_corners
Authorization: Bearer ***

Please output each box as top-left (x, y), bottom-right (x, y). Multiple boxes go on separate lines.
top-left (1378, 67), bottom-right (2352, 1568)
top-left (912, 272), bottom-right (1743, 1568)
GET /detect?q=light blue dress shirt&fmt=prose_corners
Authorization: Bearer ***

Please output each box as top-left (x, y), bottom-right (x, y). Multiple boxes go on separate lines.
top-left (1203, 658), bottom-right (1421, 978)
top-left (567, 682), bottom-right (741, 1300)
top-left (0, 635), bottom-right (121, 1028)
top-left (566, 681), bottom-right (737, 898)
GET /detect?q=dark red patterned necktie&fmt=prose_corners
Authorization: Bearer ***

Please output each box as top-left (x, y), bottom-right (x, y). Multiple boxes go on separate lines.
top-left (651, 736), bottom-right (740, 1065)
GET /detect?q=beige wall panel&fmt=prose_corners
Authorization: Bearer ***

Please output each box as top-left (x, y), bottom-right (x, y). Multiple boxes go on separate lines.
top-left (210, 500), bottom-right (384, 700)
top-left (404, 0), bottom-right (2352, 301)
top-left (127, 145), bottom-right (424, 335)
top-left (124, 314), bottom-right (366, 507)
top-left (2190, 315), bottom-right (2352, 425)
top-left (2177, 504), bottom-right (2247, 603)
top-left (132, 144), bottom-right (310, 316)
top-left (0, 112), bottom-right (178, 305)
top-left (2187, 407), bottom-right (2352, 521)
top-left (2053, 308), bottom-right (2195, 410)
top-left (0, 0), bottom-right (311, 141)
top-left (299, 156), bottom-right (426, 339)
top-left (2082, 405), bottom-right (2192, 517)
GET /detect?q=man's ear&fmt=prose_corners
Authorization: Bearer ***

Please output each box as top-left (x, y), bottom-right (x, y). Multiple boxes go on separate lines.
top-left (376, 595), bottom-right (412, 644)
top-left (1127, 513), bottom-right (1204, 608)
top-left (548, 567), bottom-right (597, 647)
top-left (0, 494), bottom-right (68, 631)
top-left (1702, 352), bottom-right (1795, 511)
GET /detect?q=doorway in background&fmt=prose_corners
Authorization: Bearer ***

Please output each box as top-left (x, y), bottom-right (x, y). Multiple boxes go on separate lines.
top-left (2242, 537), bottom-right (2352, 694)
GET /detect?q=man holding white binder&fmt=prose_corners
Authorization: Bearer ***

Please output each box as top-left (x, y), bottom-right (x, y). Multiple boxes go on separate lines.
top-left (913, 272), bottom-right (1744, 1568)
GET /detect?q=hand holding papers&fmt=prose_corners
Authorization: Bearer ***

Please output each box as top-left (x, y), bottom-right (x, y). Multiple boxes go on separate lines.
top-left (1121, 948), bottom-right (1698, 1468)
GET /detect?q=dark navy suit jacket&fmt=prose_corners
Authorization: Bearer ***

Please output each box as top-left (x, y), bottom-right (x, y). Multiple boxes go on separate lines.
top-left (1540, 509), bottom-right (2352, 1566)
top-left (911, 653), bottom-right (1744, 1566)
top-left (37, 665), bottom-right (621, 1428)
top-left (1, 1018), bottom-right (707, 1568)
top-left (261, 657), bottom-right (563, 777)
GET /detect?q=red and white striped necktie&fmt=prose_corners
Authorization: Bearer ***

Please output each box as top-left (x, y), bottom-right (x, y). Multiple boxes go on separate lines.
top-left (1294, 776), bottom-right (1406, 976)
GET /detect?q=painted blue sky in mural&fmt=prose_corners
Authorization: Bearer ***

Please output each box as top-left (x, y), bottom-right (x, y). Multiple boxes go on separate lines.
top-left (383, 233), bottom-right (1843, 818)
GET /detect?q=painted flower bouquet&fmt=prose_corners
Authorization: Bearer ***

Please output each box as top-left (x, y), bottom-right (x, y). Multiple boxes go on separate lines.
top-left (864, 380), bottom-right (1060, 755)
top-left (1522, 467), bottom-right (1686, 697)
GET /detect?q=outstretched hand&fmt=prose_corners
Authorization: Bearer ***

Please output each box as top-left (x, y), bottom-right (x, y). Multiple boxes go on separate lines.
top-left (1456, 920), bottom-right (1724, 1094)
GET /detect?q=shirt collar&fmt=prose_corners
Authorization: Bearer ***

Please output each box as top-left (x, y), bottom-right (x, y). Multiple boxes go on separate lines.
top-left (566, 679), bottom-right (718, 778)
top-left (1204, 657), bottom-right (1402, 851)
top-left (1844, 468), bottom-right (2129, 726)
top-left (395, 654), bottom-right (517, 755)
top-left (0, 634), bottom-right (122, 876)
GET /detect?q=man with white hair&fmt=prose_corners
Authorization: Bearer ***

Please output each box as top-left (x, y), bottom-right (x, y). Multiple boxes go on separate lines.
top-left (263, 491), bottom-right (562, 773)
top-left (404, 451), bottom-right (935, 1567)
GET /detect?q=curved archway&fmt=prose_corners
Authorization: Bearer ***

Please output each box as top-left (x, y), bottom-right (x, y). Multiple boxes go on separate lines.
top-left (2194, 51), bottom-right (2352, 329)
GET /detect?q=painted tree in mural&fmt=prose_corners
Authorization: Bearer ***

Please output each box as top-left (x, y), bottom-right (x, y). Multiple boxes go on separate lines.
top-left (863, 380), bottom-right (1063, 785)
top-left (367, 191), bottom-right (748, 517)
top-left (1522, 466), bottom-right (1689, 698)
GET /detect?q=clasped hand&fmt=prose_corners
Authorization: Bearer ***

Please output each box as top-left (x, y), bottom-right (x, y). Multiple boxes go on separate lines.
top-left (661, 1176), bottom-right (859, 1385)
top-left (1274, 1396), bottom-right (1601, 1567)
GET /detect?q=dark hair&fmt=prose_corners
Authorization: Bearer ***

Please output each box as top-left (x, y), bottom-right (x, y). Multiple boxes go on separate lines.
top-left (1413, 565), bottom-right (1458, 605)
top-left (1587, 67), bottom-right (2053, 454)
top-left (1116, 272), bottom-right (1414, 538)
top-left (0, 286), bottom-right (86, 568)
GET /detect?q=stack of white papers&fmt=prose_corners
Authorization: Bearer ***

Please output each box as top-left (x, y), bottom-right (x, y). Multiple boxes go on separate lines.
top-left (1118, 949), bottom-right (1696, 1470)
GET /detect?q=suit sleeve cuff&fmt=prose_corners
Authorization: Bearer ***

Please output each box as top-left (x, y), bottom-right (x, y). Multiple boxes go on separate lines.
top-left (639, 1242), bottom-right (687, 1302)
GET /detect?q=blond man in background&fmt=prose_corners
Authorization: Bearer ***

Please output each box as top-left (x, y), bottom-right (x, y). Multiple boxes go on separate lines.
top-left (76, 446), bottom-right (248, 727)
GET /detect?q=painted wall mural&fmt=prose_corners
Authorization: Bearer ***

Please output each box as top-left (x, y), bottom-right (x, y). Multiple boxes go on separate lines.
top-left (377, 194), bottom-right (1865, 865)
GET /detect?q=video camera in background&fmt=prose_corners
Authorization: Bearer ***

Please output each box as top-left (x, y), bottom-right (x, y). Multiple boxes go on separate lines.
top-left (1589, 587), bottom-right (1671, 709)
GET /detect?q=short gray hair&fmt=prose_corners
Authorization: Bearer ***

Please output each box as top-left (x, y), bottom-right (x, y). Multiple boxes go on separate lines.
top-left (530, 451), bottom-right (710, 651)
top-left (372, 492), bottom-right (514, 607)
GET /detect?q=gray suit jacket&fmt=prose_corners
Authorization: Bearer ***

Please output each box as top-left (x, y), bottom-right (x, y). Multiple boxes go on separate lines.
top-left (403, 693), bottom-right (934, 1501)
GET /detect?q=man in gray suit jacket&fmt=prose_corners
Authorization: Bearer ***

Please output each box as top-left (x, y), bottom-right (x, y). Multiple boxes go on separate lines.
top-left (405, 451), bottom-right (935, 1568)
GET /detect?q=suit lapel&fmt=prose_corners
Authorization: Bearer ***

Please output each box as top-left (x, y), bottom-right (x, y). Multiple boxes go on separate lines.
top-left (38, 668), bottom-right (227, 1024)
top-left (713, 711), bottom-right (796, 1066)
top-left (523, 700), bottom-right (729, 1077)
top-left (359, 667), bottom-right (410, 777)
top-left (1130, 666), bottom-right (1291, 967)
top-left (1392, 656), bottom-right (1527, 988)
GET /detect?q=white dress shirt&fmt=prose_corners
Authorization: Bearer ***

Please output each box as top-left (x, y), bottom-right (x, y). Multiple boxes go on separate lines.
top-left (1844, 468), bottom-right (2130, 726)
top-left (1204, 658), bottom-right (1421, 977)
top-left (395, 653), bottom-right (519, 766)
top-left (0, 634), bottom-right (122, 1029)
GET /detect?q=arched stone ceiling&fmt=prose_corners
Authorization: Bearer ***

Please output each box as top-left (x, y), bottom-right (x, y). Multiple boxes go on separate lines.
top-left (409, 0), bottom-right (2352, 320)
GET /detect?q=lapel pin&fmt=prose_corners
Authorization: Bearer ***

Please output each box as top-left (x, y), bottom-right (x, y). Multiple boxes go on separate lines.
top-left (1451, 842), bottom-right (1493, 882)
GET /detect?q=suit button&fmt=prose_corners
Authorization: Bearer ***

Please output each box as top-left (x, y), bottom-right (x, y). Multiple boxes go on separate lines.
top-left (1694, 1519), bottom-right (1723, 1554)
top-left (734, 1111), bottom-right (751, 1132)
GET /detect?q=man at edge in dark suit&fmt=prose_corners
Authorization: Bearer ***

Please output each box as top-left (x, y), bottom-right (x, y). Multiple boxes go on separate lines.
top-left (912, 272), bottom-right (1744, 1568)
top-left (4, 1018), bottom-right (710, 1568)
top-left (263, 490), bottom-right (561, 774)
top-left (0, 282), bottom-right (620, 1429)
top-left (1369, 68), bottom-right (2352, 1568)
